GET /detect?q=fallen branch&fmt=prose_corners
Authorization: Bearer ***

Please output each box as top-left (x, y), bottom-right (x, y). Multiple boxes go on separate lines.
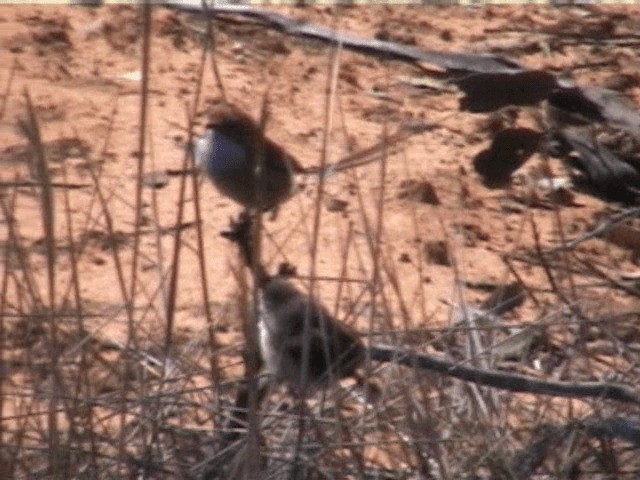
top-left (370, 345), bottom-right (640, 406)
top-left (166, 0), bottom-right (523, 74)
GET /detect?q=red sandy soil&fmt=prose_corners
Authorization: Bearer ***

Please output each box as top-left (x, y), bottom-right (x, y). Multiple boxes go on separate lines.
top-left (1, 3), bottom-right (640, 474)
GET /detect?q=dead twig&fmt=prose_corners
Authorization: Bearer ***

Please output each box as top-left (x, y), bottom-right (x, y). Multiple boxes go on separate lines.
top-left (371, 345), bottom-right (640, 406)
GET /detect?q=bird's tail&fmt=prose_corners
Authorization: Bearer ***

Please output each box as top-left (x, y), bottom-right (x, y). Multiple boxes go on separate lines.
top-left (300, 122), bottom-right (434, 178)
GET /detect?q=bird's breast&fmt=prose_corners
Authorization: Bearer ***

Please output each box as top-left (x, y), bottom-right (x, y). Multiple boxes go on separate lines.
top-left (195, 129), bottom-right (249, 178)
top-left (211, 131), bottom-right (249, 174)
top-left (257, 291), bottom-right (280, 377)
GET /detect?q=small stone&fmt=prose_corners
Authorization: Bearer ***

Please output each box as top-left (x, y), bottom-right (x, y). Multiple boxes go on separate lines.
top-left (397, 179), bottom-right (440, 205)
top-left (325, 197), bottom-right (348, 212)
top-left (142, 171), bottom-right (169, 189)
top-left (424, 240), bottom-right (451, 266)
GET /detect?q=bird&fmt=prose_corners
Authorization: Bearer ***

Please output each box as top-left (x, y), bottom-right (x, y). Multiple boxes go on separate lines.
top-left (221, 212), bottom-right (365, 394)
top-left (192, 102), bottom-right (432, 214)
top-left (192, 102), bottom-right (303, 213)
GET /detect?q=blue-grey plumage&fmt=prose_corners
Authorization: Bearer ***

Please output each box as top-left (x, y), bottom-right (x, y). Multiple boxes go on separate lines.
top-left (193, 103), bottom-right (301, 212)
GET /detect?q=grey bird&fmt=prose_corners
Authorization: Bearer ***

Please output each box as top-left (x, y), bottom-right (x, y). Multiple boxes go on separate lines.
top-left (222, 212), bottom-right (364, 394)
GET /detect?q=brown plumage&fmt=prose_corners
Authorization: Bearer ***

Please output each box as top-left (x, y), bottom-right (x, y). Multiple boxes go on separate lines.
top-left (222, 212), bottom-right (365, 395)
top-left (194, 102), bottom-right (303, 212)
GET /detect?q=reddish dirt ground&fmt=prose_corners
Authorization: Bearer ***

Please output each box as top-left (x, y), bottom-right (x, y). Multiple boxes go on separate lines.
top-left (1, 3), bottom-right (640, 477)
top-left (2, 4), bottom-right (638, 335)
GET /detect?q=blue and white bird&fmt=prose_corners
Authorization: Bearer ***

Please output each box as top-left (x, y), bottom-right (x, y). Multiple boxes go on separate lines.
top-left (192, 102), bottom-right (304, 213)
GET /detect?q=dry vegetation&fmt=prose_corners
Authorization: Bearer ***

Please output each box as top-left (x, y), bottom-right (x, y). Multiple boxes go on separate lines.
top-left (1, 3), bottom-right (640, 479)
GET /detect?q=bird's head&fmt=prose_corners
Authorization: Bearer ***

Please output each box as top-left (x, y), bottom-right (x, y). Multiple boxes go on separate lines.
top-left (205, 102), bottom-right (261, 146)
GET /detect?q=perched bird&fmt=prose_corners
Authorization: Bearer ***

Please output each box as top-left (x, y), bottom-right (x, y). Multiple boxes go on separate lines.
top-left (222, 212), bottom-right (364, 394)
top-left (193, 102), bottom-right (432, 213)
top-left (192, 102), bottom-right (303, 213)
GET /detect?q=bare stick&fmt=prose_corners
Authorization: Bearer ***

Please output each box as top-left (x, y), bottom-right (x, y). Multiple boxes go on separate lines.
top-left (369, 345), bottom-right (640, 406)
top-left (128, 1), bottom-right (152, 342)
top-left (19, 90), bottom-right (65, 475)
top-left (0, 57), bottom-right (16, 120)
